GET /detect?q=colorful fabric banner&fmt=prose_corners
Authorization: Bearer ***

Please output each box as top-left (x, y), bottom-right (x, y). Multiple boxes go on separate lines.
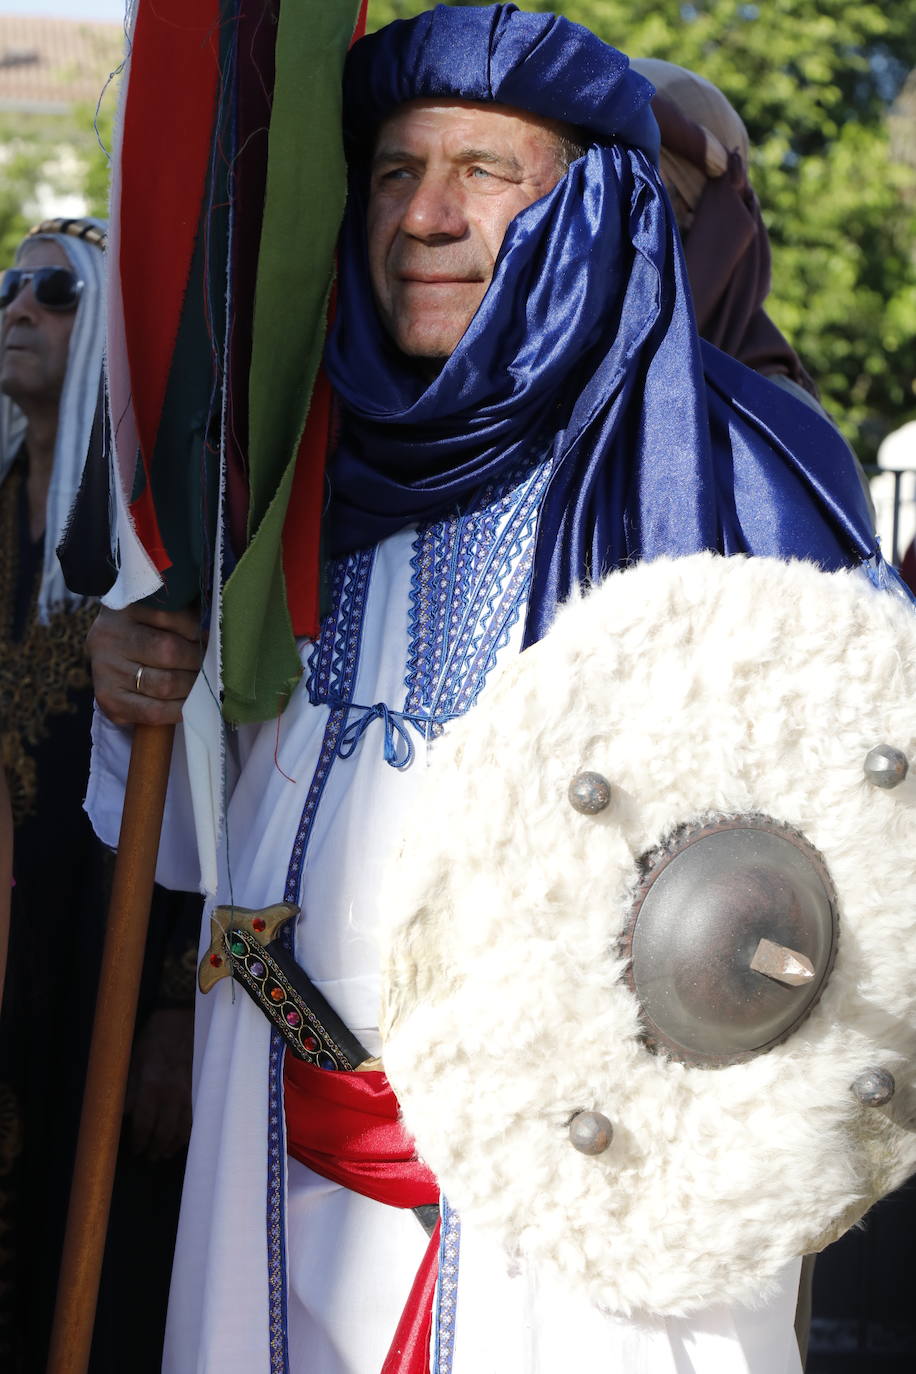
top-left (221, 0), bottom-right (363, 721)
top-left (89, 0), bottom-right (364, 723)
top-left (118, 0), bottom-right (222, 576)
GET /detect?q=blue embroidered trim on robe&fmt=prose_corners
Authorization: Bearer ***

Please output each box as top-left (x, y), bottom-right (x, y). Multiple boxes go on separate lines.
top-left (434, 1199), bottom-right (461, 1374)
top-left (266, 549), bottom-right (375, 1373)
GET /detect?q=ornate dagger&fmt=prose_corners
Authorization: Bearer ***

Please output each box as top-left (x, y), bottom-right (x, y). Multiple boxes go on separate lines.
top-left (198, 903), bottom-right (377, 1071)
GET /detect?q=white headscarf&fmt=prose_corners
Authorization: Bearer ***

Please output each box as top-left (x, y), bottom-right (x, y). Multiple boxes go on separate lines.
top-left (0, 217), bottom-right (107, 620)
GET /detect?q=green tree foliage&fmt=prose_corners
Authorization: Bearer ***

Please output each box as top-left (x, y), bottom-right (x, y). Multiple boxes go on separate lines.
top-left (367, 0), bottom-right (916, 459)
top-left (0, 118), bottom-right (58, 264)
top-left (0, 92), bottom-right (116, 265)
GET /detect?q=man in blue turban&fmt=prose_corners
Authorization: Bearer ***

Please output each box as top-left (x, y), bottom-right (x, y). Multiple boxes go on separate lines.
top-left (87, 8), bottom-right (898, 1373)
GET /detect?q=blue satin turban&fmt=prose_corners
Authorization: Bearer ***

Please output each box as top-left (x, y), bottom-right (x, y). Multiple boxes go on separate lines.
top-left (324, 4), bottom-right (880, 639)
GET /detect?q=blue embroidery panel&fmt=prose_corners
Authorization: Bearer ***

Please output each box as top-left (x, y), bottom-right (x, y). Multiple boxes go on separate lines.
top-left (405, 456), bottom-right (551, 735)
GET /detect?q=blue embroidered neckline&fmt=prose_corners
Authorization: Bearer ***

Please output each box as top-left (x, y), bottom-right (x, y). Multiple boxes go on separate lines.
top-left (307, 454), bottom-right (550, 766)
top-left (404, 455), bottom-right (550, 737)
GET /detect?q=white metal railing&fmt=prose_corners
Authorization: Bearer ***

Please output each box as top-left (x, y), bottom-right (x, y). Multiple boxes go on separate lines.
top-left (865, 465), bottom-right (916, 567)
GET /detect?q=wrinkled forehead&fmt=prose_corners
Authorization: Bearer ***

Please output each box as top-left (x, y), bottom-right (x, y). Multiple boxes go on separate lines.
top-left (372, 97), bottom-right (577, 157)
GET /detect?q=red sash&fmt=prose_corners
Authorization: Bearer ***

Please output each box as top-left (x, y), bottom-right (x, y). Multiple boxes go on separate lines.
top-left (283, 1055), bottom-right (441, 1374)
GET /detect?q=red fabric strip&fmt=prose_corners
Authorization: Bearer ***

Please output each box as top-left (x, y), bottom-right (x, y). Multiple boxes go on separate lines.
top-left (381, 1217), bottom-right (441, 1374)
top-left (283, 1057), bottom-right (438, 1208)
top-left (353, 0), bottom-right (369, 44)
top-left (120, 0), bottom-right (221, 569)
top-left (283, 1055), bottom-right (440, 1374)
top-left (283, 366), bottom-right (333, 640)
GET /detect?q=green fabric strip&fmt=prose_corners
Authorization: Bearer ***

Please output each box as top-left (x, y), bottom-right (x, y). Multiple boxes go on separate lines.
top-left (221, 0), bottom-right (360, 723)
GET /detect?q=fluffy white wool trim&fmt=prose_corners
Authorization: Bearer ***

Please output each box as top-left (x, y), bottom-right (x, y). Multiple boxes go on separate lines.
top-left (379, 553), bottom-right (916, 1317)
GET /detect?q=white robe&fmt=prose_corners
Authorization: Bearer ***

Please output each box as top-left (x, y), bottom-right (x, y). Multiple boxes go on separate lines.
top-left (87, 457), bottom-right (802, 1374)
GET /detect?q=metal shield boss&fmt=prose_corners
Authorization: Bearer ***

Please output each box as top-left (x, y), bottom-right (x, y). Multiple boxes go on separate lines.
top-left (379, 554), bottom-right (916, 1315)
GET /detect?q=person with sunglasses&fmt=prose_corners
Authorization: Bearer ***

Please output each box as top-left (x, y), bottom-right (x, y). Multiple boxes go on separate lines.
top-left (0, 212), bottom-right (178, 1373)
top-left (0, 222), bottom-right (102, 562)
top-left (0, 210), bottom-right (206, 1370)
top-left (0, 216), bottom-right (109, 1369)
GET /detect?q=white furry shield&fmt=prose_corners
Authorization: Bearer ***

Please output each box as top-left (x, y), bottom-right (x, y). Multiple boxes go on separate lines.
top-left (380, 553), bottom-right (916, 1316)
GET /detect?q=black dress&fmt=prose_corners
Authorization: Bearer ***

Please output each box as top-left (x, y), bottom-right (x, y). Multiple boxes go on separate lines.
top-left (0, 456), bottom-right (200, 1372)
top-left (0, 455), bottom-right (105, 1371)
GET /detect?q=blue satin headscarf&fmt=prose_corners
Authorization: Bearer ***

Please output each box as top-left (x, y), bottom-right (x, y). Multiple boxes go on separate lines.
top-left (324, 4), bottom-right (878, 644)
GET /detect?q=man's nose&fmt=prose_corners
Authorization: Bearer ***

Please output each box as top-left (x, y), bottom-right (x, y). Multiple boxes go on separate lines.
top-left (399, 171), bottom-right (467, 241)
top-left (2, 281), bottom-right (39, 324)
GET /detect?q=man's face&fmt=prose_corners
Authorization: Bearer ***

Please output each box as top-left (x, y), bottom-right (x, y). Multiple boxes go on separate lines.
top-left (368, 100), bottom-right (569, 363)
top-left (0, 239), bottom-right (76, 411)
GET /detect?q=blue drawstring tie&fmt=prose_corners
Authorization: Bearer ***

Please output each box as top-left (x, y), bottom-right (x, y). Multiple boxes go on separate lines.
top-left (337, 702), bottom-right (415, 769)
top-left (318, 692), bottom-right (462, 769)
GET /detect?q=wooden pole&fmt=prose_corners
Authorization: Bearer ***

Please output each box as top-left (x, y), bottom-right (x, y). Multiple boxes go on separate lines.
top-left (47, 722), bottom-right (176, 1374)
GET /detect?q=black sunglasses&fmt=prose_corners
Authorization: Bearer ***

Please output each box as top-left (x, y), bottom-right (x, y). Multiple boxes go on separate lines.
top-left (0, 267), bottom-right (84, 312)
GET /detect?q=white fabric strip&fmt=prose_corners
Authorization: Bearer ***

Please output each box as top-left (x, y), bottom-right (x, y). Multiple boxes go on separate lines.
top-left (451, 1222), bottom-right (802, 1374)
